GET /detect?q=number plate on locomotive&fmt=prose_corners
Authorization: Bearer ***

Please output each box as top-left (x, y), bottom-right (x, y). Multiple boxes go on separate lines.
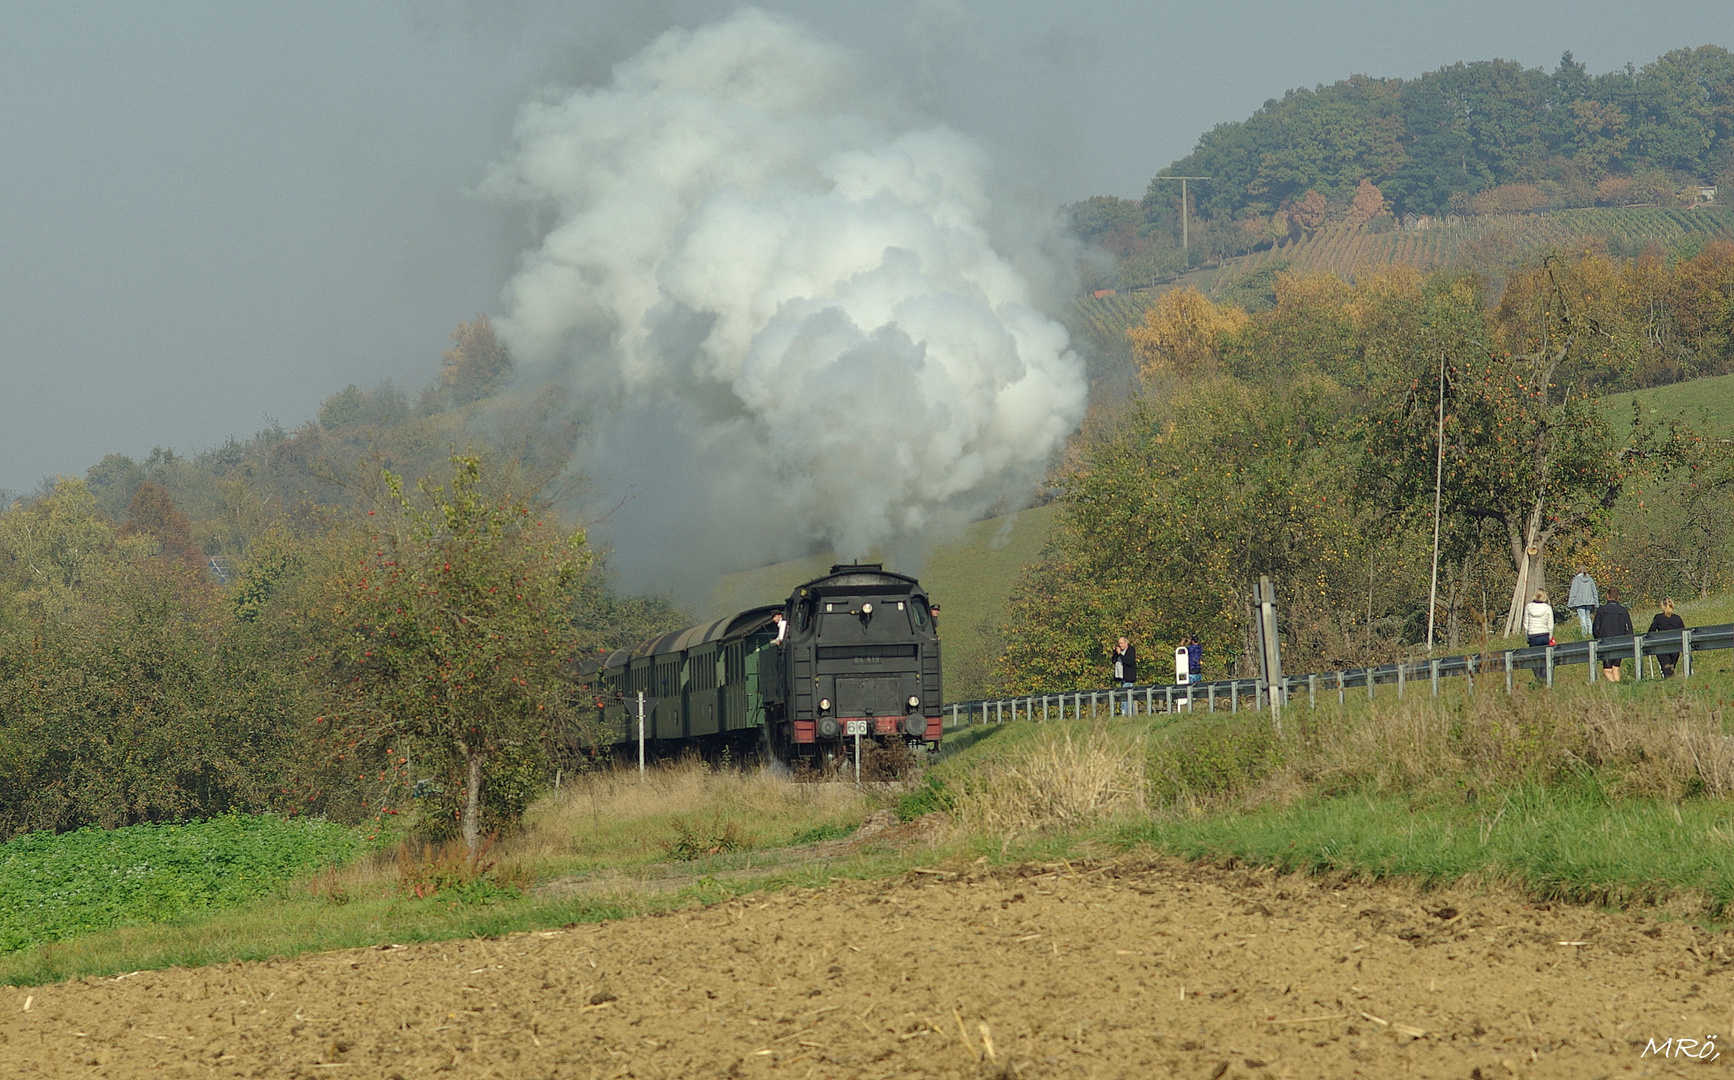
top-left (845, 720), bottom-right (868, 736)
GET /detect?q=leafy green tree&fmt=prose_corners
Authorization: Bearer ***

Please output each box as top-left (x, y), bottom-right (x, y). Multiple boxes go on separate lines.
top-left (0, 481), bottom-right (299, 835)
top-left (999, 375), bottom-right (1363, 691)
top-left (1360, 263), bottom-right (1652, 634)
top-left (314, 455), bottom-right (589, 852)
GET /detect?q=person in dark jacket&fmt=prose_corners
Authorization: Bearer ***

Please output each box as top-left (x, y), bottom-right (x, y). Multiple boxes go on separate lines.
top-left (1112, 637), bottom-right (1136, 715)
top-left (1647, 598), bottom-right (1685, 677)
top-left (1592, 587), bottom-right (1634, 681)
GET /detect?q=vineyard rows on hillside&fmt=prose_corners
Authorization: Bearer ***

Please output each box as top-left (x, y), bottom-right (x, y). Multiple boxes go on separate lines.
top-left (1232, 206), bottom-right (1734, 279)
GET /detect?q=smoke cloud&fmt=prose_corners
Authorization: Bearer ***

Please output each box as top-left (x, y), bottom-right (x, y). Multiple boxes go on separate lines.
top-left (488, 8), bottom-right (1086, 593)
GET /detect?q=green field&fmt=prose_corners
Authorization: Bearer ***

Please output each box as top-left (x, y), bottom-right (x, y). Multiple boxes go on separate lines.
top-left (0, 815), bottom-right (355, 954)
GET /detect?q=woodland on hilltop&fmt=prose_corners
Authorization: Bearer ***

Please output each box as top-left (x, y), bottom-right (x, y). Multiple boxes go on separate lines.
top-left (1073, 46), bottom-right (1734, 283)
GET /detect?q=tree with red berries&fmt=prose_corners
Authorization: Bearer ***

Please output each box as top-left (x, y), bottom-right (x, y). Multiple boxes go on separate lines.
top-left (315, 455), bottom-right (589, 852)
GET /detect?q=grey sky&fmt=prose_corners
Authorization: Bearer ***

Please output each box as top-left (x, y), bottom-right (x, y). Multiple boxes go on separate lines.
top-left (3, 0), bottom-right (1731, 495)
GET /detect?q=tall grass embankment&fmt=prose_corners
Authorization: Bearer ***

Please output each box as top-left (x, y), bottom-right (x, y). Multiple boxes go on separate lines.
top-left (933, 676), bottom-right (1734, 918)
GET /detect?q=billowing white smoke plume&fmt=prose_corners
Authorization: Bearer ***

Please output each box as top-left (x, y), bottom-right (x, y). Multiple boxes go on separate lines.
top-left (488, 8), bottom-right (1085, 587)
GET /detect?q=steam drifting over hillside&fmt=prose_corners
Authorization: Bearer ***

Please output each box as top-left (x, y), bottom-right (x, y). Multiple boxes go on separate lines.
top-left (488, 8), bottom-right (1085, 588)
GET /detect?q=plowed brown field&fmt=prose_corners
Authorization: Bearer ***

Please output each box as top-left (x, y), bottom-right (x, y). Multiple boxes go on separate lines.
top-left (3, 857), bottom-right (1728, 1078)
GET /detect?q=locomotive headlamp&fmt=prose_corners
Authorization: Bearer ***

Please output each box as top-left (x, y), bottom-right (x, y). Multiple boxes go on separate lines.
top-left (861, 603), bottom-right (873, 615)
top-left (819, 697), bottom-right (831, 712)
top-left (907, 695), bottom-right (920, 709)
top-left (817, 717), bottom-right (841, 739)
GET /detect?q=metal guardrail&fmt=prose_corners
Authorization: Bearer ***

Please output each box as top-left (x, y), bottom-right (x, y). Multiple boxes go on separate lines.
top-left (941, 624), bottom-right (1734, 727)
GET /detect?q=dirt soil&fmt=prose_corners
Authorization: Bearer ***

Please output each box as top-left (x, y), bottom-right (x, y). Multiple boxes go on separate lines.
top-left (4, 856), bottom-right (1731, 1079)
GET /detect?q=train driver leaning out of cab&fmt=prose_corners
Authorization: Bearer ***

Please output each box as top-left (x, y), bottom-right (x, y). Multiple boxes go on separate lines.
top-left (771, 611), bottom-right (787, 645)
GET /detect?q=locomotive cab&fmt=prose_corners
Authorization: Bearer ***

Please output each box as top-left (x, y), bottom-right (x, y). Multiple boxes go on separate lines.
top-left (782, 564), bottom-right (941, 754)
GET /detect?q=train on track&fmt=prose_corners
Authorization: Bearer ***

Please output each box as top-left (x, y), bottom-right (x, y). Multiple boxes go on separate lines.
top-left (577, 564), bottom-right (941, 765)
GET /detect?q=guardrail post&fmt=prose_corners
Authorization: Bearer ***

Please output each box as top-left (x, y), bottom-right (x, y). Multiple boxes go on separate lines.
top-left (1337, 670), bottom-right (1345, 706)
top-left (1467, 654), bottom-right (1476, 693)
top-left (1208, 684), bottom-right (1217, 712)
top-left (1431, 658), bottom-right (1440, 697)
top-left (1505, 650), bottom-right (1513, 693)
top-left (951, 703), bottom-right (958, 729)
top-left (1164, 685), bottom-right (1174, 713)
top-left (1397, 661), bottom-right (1405, 699)
top-left (1633, 635), bottom-right (1644, 682)
top-left (1231, 682), bottom-right (1239, 713)
top-left (1042, 695), bottom-right (1049, 722)
top-left (1089, 691), bottom-right (1097, 719)
top-left (1367, 668), bottom-right (1375, 702)
top-left (1545, 645), bottom-right (1554, 688)
top-left (1147, 686), bottom-right (1155, 714)
top-left (1684, 629), bottom-right (1694, 679)
top-left (1308, 673), bottom-right (1317, 710)
top-left (1587, 640), bottom-right (1597, 685)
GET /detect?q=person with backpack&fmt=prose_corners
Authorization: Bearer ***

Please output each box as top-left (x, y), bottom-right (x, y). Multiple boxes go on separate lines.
top-left (1592, 587), bottom-right (1634, 681)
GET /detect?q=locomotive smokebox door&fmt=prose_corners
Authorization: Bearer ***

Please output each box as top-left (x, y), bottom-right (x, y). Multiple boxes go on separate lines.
top-left (835, 674), bottom-right (904, 716)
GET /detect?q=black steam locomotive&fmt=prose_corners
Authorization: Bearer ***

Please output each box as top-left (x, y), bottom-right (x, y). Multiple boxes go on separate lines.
top-left (578, 565), bottom-right (941, 764)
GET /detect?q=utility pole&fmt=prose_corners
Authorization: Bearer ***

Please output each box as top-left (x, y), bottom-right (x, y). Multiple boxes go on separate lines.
top-left (1149, 176), bottom-right (1211, 256)
top-left (1254, 576), bottom-right (1284, 731)
top-left (1426, 351), bottom-right (1446, 653)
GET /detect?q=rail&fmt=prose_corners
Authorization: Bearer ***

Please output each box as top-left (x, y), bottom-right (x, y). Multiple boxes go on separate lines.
top-left (940, 623), bottom-right (1734, 728)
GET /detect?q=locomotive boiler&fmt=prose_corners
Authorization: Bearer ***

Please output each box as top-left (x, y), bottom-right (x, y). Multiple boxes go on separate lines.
top-left (579, 564), bottom-right (941, 764)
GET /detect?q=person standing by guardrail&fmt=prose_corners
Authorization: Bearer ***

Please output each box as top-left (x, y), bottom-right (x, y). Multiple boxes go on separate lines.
top-left (1567, 570), bottom-right (1598, 636)
top-left (1648, 598), bottom-right (1685, 677)
top-left (1593, 587), bottom-right (1633, 681)
top-left (1523, 589), bottom-right (1555, 648)
top-left (1185, 634), bottom-right (1202, 684)
top-left (1112, 636), bottom-right (1136, 715)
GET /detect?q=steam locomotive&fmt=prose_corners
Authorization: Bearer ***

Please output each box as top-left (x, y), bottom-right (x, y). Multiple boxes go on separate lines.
top-left (577, 564), bottom-right (941, 764)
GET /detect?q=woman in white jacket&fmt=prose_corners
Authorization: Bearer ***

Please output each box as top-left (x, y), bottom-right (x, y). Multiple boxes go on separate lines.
top-left (1522, 589), bottom-right (1554, 648)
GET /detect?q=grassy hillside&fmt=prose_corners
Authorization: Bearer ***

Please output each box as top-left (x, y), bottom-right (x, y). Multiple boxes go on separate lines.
top-left (707, 504), bottom-right (1057, 700)
top-left (1605, 369), bottom-right (1734, 437)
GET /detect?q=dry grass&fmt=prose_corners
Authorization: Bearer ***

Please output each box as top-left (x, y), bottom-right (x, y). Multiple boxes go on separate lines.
top-left (1260, 682), bottom-right (1734, 803)
top-left (511, 758), bottom-right (877, 869)
top-left (950, 727), bottom-right (1148, 836)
